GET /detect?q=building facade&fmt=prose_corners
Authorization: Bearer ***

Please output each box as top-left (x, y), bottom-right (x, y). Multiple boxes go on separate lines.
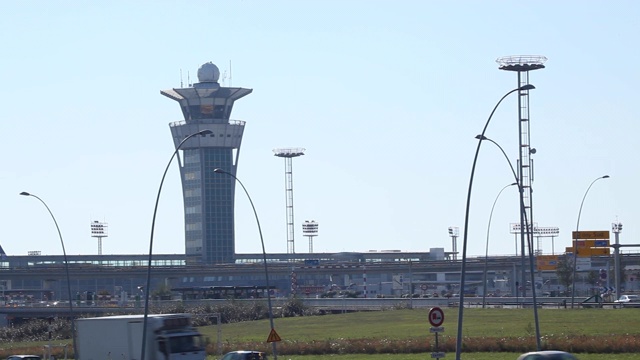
top-left (161, 62), bottom-right (252, 264)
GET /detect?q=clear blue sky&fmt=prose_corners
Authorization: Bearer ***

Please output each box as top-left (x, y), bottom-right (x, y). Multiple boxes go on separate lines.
top-left (1, 1), bottom-right (637, 258)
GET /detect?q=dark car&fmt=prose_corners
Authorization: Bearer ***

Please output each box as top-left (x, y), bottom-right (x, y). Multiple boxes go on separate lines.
top-left (220, 351), bottom-right (267, 360)
top-left (516, 350), bottom-right (577, 360)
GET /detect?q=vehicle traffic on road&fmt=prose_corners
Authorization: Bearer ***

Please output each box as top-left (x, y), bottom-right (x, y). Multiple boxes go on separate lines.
top-left (6, 356), bottom-right (41, 360)
top-left (516, 350), bottom-right (577, 360)
top-left (613, 294), bottom-right (640, 308)
top-left (219, 351), bottom-right (267, 360)
top-left (75, 314), bottom-right (205, 360)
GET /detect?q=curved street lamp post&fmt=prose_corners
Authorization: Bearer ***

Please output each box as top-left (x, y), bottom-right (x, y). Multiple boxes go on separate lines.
top-left (214, 168), bottom-right (278, 360)
top-left (476, 135), bottom-right (542, 350)
top-left (482, 182), bottom-right (517, 308)
top-left (141, 129), bottom-right (212, 360)
top-left (455, 84), bottom-right (535, 360)
top-left (570, 175), bottom-right (610, 308)
top-left (20, 192), bottom-right (78, 359)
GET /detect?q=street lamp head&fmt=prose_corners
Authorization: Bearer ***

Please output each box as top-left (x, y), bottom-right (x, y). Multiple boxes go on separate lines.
top-left (139, 126), bottom-right (217, 360)
top-left (602, 175), bottom-right (610, 179)
top-left (510, 182), bottom-right (518, 186)
top-left (457, 84), bottom-right (540, 357)
top-left (212, 168), bottom-right (278, 357)
top-left (19, 189), bottom-right (77, 356)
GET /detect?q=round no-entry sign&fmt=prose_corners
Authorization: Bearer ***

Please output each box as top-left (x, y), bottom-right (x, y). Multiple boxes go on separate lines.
top-left (429, 306), bottom-right (444, 327)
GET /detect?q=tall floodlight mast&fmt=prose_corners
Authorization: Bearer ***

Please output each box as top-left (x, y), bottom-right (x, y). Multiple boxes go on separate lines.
top-left (510, 223), bottom-right (559, 255)
top-left (448, 227), bottom-right (459, 261)
top-left (497, 55), bottom-right (547, 297)
top-left (90, 221), bottom-right (108, 255)
top-left (612, 221), bottom-right (623, 300)
top-left (302, 220), bottom-right (319, 253)
top-left (273, 148), bottom-right (305, 254)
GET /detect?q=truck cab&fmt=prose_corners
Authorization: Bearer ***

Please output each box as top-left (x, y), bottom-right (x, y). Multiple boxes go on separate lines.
top-left (157, 332), bottom-right (205, 359)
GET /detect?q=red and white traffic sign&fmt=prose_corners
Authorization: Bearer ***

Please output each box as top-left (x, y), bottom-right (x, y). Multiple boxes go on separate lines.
top-left (428, 307), bottom-right (444, 327)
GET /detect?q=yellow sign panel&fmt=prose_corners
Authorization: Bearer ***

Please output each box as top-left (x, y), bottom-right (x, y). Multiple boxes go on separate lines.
top-left (267, 328), bottom-right (282, 343)
top-left (590, 248), bottom-right (610, 256)
top-left (566, 245), bottom-right (611, 257)
top-left (572, 231), bottom-right (610, 240)
top-left (578, 239), bottom-right (610, 247)
top-left (536, 255), bottom-right (560, 271)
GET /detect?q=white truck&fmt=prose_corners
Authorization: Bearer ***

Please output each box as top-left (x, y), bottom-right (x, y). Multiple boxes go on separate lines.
top-left (75, 314), bottom-right (206, 360)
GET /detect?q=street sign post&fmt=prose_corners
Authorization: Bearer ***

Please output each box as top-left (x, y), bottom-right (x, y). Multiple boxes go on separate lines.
top-left (428, 307), bottom-right (444, 327)
top-left (266, 328), bottom-right (281, 343)
top-left (429, 307), bottom-right (445, 359)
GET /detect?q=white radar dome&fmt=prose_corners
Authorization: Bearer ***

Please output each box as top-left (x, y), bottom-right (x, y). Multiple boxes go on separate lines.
top-left (197, 62), bottom-right (220, 83)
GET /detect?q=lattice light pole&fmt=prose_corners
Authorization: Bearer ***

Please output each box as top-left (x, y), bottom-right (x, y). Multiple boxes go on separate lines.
top-left (90, 221), bottom-right (108, 255)
top-left (497, 54), bottom-right (547, 298)
top-left (273, 148), bottom-right (305, 254)
top-left (302, 220), bottom-right (319, 253)
top-left (448, 227), bottom-right (459, 260)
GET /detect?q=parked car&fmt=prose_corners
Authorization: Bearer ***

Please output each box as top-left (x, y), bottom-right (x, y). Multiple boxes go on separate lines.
top-left (613, 294), bottom-right (639, 308)
top-left (6, 355), bottom-right (41, 360)
top-left (516, 350), bottom-right (577, 360)
top-left (220, 351), bottom-right (267, 360)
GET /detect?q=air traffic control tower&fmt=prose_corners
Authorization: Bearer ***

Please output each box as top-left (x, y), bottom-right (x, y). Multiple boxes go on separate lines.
top-left (161, 62), bottom-right (252, 264)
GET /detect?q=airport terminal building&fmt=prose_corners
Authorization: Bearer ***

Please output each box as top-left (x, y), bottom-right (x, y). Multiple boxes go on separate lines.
top-left (2, 62), bottom-right (637, 310)
top-left (0, 249), bottom-right (632, 307)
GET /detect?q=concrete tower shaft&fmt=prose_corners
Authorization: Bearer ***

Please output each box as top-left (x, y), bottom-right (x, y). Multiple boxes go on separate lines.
top-left (161, 62), bottom-right (253, 264)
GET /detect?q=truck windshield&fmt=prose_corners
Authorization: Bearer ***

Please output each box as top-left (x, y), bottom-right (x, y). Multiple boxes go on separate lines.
top-left (168, 335), bottom-right (204, 353)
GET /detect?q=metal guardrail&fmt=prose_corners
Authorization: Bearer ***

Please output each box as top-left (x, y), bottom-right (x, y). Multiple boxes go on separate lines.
top-left (0, 297), bottom-right (579, 318)
top-left (5, 296), bottom-right (637, 316)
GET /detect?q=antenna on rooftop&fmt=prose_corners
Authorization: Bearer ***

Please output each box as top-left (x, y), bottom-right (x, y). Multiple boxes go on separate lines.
top-left (220, 69), bottom-right (228, 86)
top-left (180, 69), bottom-right (183, 88)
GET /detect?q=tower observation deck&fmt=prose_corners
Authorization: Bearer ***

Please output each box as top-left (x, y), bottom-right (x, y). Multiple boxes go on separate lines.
top-left (161, 62), bottom-right (252, 264)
